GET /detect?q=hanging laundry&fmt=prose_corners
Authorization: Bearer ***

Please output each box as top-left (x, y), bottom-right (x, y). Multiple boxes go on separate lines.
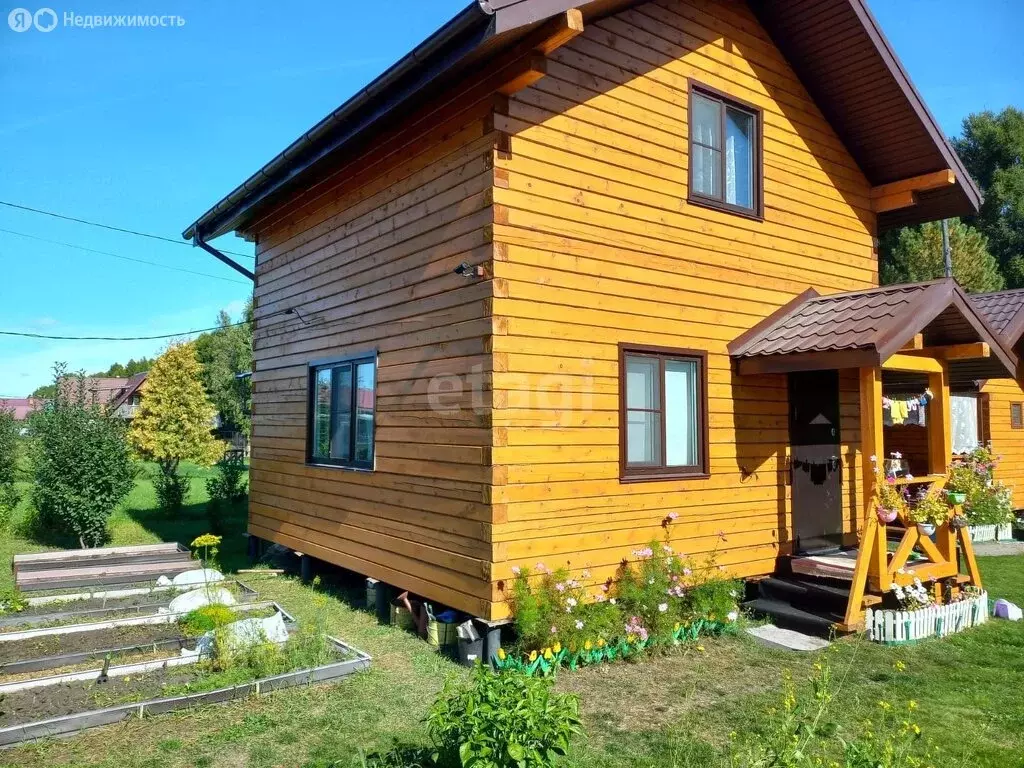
top-left (891, 399), bottom-right (909, 424)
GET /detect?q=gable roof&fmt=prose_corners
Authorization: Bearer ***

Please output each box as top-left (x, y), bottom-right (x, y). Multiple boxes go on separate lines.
top-left (108, 372), bottom-right (148, 411)
top-left (183, 0), bottom-right (981, 243)
top-left (970, 289), bottom-right (1024, 348)
top-left (729, 279), bottom-right (1018, 383)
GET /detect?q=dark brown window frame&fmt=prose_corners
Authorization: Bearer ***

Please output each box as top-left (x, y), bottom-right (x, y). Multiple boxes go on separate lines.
top-left (306, 351), bottom-right (377, 470)
top-left (1011, 402), bottom-right (1023, 430)
top-left (687, 79), bottom-right (764, 221)
top-left (618, 344), bottom-right (710, 483)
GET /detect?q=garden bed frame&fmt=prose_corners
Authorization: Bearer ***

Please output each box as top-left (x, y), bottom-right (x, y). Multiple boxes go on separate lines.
top-left (0, 637), bottom-right (371, 747)
top-left (0, 581), bottom-right (259, 630)
top-left (14, 544), bottom-right (199, 592)
top-left (0, 600), bottom-right (293, 644)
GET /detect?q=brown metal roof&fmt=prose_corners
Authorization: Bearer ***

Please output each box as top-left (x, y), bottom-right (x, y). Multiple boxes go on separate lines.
top-left (970, 289), bottom-right (1024, 347)
top-left (729, 279), bottom-right (1018, 382)
top-left (183, 0), bottom-right (980, 242)
top-left (108, 372), bottom-right (148, 412)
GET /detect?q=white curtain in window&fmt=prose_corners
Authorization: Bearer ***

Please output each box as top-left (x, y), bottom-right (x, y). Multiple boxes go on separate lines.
top-left (951, 394), bottom-right (980, 454)
top-left (665, 360), bottom-right (698, 466)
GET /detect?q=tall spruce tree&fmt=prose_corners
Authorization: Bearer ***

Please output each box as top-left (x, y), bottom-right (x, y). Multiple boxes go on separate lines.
top-left (879, 219), bottom-right (1004, 293)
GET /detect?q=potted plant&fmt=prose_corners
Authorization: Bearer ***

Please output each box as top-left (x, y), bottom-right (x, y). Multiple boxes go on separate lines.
top-left (908, 491), bottom-right (949, 536)
top-left (945, 462), bottom-right (977, 506)
top-left (870, 456), bottom-right (908, 525)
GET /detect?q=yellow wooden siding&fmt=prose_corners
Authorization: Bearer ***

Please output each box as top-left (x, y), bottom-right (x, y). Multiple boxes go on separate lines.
top-left (247, 95), bottom-right (502, 617)
top-left (487, 0), bottom-right (878, 616)
top-left (981, 378), bottom-right (1024, 502)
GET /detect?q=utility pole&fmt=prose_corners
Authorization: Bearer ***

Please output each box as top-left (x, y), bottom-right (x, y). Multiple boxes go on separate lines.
top-left (941, 219), bottom-right (953, 279)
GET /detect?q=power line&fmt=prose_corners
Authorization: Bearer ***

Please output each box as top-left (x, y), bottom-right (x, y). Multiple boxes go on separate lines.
top-left (0, 228), bottom-right (250, 285)
top-left (0, 321), bottom-right (249, 342)
top-left (0, 200), bottom-right (255, 260)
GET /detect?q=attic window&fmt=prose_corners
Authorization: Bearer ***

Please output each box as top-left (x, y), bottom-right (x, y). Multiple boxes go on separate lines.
top-left (688, 81), bottom-right (762, 219)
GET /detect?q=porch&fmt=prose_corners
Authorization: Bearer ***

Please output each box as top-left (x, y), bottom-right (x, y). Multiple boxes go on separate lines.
top-left (729, 279), bottom-right (1018, 632)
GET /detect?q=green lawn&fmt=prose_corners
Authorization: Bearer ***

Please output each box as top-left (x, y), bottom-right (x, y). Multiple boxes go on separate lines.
top-left (2, 474), bottom-right (1023, 767)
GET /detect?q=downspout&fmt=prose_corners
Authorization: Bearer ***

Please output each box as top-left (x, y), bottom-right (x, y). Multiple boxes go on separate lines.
top-left (193, 234), bottom-right (256, 281)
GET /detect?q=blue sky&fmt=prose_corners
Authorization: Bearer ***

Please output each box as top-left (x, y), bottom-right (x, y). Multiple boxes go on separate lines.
top-left (1, 0), bottom-right (1022, 396)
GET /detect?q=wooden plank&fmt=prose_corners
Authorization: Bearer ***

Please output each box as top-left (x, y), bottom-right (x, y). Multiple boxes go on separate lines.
top-left (873, 190), bottom-right (916, 214)
top-left (535, 9), bottom-right (584, 56)
top-left (882, 354), bottom-right (944, 374)
top-left (870, 169), bottom-right (956, 200)
top-left (906, 342), bottom-right (990, 360)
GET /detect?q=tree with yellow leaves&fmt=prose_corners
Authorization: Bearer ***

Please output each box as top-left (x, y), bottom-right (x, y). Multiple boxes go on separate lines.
top-left (129, 342), bottom-right (224, 511)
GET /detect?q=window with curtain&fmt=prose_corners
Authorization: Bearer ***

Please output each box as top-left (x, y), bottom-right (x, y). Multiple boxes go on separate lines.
top-left (950, 394), bottom-right (980, 454)
top-left (621, 346), bottom-right (708, 480)
top-left (689, 83), bottom-right (761, 216)
top-left (308, 354), bottom-right (376, 469)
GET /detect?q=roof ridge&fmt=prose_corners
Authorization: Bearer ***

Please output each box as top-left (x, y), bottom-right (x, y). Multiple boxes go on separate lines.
top-left (806, 278), bottom-right (952, 303)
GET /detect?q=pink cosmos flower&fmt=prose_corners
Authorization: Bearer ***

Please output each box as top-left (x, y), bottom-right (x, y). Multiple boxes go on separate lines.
top-left (511, 566), bottom-right (521, 575)
top-left (550, 625), bottom-right (558, 634)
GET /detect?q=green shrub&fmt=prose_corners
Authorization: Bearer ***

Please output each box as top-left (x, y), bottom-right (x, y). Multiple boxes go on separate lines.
top-left (28, 366), bottom-right (136, 547)
top-left (155, 468), bottom-right (190, 512)
top-left (205, 452), bottom-right (247, 533)
top-left (426, 665), bottom-right (582, 768)
top-left (0, 407), bottom-right (19, 533)
top-left (179, 603), bottom-right (237, 637)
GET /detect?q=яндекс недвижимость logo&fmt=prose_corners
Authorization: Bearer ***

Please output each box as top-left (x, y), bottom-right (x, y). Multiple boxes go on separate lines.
top-left (8, 7), bottom-right (57, 31)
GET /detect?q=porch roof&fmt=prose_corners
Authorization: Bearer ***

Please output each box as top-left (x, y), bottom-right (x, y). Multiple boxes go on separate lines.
top-left (728, 279), bottom-right (1018, 383)
top-left (971, 288), bottom-right (1024, 349)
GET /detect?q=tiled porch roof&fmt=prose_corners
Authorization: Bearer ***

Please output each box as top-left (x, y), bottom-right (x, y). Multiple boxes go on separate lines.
top-left (971, 288), bottom-right (1024, 346)
top-left (729, 279), bottom-right (1018, 381)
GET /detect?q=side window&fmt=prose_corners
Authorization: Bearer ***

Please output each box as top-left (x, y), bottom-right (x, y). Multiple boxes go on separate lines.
top-left (689, 82), bottom-right (762, 218)
top-left (1011, 402), bottom-right (1023, 430)
top-left (620, 345), bottom-right (709, 481)
top-left (309, 355), bottom-right (376, 469)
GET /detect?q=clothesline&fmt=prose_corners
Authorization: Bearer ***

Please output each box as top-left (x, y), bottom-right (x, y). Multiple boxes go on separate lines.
top-left (882, 388), bottom-right (933, 427)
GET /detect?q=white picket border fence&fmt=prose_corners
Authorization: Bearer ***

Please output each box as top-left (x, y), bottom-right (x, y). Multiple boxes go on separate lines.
top-left (967, 525), bottom-right (1013, 542)
top-left (866, 591), bottom-right (989, 644)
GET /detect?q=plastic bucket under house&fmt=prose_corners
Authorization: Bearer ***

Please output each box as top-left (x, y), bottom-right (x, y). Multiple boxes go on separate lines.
top-left (457, 637), bottom-right (484, 666)
top-left (390, 604), bottom-right (416, 631)
top-left (426, 608), bottom-right (459, 647)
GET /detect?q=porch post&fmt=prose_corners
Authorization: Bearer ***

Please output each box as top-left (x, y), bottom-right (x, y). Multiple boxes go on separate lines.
top-left (927, 362), bottom-right (957, 563)
top-left (845, 366), bottom-right (887, 629)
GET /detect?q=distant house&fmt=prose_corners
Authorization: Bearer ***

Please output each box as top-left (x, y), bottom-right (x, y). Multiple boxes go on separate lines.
top-left (2, 398), bottom-right (44, 421)
top-left (58, 376), bottom-right (133, 408)
top-left (108, 373), bottom-right (148, 420)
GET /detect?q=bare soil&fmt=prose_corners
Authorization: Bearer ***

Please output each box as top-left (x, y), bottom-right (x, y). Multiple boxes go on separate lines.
top-left (0, 667), bottom-right (200, 728)
top-left (0, 624), bottom-right (186, 666)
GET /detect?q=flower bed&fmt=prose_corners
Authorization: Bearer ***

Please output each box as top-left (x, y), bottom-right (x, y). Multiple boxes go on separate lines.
top-left (501, 522), bottom-right (741, 673)
top-left (866, 590), bottom-right (988, 644)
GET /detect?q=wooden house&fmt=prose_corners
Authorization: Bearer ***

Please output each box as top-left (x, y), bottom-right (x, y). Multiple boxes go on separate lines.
top-left (183, 0), bottom-right (1017, 629)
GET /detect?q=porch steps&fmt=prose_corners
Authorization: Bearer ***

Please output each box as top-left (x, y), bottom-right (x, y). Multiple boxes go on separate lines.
top-left (744, 572), bottom-right (879, 637)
